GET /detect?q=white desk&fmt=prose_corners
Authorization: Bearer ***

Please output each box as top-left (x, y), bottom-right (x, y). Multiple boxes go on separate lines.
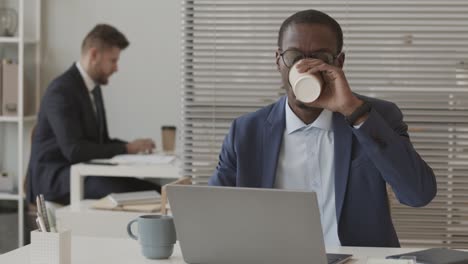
top-left (56, 200), bottom-right (157, 237)
top-left (0, 236), bottom-right (420, 264)
top-left (59, 162), bottom-right (180, 237)
top-left (70, 162), bottom-right (180, 211)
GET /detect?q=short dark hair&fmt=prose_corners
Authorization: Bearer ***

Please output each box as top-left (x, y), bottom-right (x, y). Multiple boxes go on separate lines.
top-left (277, 10), bottom-right (343, 54)
top-left (81, 24), bottom-right (129, 52)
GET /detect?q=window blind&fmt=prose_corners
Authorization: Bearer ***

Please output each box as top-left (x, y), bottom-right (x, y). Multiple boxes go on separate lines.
top-left (181, 0), bottom-right (468, 248)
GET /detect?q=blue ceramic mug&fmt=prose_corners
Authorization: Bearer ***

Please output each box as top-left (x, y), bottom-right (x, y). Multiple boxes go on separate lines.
top-left (127, 215), bottom-right (177, 259)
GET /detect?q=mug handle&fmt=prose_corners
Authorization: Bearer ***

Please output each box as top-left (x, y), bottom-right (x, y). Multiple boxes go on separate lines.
top-left (127, 219), bottom-right (138, 240)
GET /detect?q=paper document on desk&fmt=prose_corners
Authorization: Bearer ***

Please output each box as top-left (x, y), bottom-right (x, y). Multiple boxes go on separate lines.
top-left (91, 195), bottom-right (162, 213)
top-left (109, 190), bottom-right (161, 206)
top-left (110, 154), bottom-right (175, 165)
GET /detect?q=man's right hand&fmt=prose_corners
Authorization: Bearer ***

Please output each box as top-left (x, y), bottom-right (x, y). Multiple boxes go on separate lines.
top-left (126, 138), bottom-right (155, 154)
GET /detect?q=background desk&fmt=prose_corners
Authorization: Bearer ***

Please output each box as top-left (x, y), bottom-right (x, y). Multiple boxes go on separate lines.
top-left (70, 162), bottom-right (180, 211)
top-left (56, 162), bottom-right (180, 237)
top-left (0, 236), bottom-right (420, 264)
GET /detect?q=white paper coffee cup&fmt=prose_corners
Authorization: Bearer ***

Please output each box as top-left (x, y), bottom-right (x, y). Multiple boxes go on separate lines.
top-left (289, 62), bottom-right (323, 103)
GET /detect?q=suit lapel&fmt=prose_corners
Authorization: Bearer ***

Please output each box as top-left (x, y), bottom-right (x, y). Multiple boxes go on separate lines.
top-left (333, 112), bottom-right (353, 221)
top-left (69, 64), bottom-right (100, 137)
top-left (262, 97), bottom-right (286, 188)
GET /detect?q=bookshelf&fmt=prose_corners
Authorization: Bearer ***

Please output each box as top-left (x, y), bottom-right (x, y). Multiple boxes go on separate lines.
top-left (0, 0), bottom-right (41, 248)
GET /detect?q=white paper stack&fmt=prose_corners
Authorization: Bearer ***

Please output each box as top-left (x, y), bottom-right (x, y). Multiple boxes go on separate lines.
top-left (110, 154), bottom-right (175, 165)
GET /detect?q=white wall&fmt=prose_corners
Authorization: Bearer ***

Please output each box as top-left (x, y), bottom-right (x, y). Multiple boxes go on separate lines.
top-left (41, 0), bottom-right (181, 148)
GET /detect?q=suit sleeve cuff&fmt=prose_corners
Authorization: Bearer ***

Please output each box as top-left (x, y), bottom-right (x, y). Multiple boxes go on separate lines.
top-left (351, 108), bottom-right (398, 151)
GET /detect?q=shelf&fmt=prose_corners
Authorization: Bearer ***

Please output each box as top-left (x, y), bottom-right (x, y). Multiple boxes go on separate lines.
top-left (0, 115), bottom-right (37, 123)
top-left (0, 36), bottom-right (20, 43)
top-left (0, 36), bottom-right (39, 44)
top-left (24, 115), bottom-right (37, 122)
top-left (0, 192), bottom-right (20, 200)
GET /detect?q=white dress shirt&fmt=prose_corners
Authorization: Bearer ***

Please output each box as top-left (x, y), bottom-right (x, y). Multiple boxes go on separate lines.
top-left (75, 61), bottom-right (97, 114)
top-left (274, 100), bottom-right (341, 247)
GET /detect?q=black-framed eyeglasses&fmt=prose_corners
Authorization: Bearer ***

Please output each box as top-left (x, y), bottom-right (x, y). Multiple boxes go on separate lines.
top-left (279, 49), bottom-right (338, 68)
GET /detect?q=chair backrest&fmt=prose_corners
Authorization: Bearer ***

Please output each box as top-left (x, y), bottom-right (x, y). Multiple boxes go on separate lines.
top-left (23, 124), bottom-right (36, 202)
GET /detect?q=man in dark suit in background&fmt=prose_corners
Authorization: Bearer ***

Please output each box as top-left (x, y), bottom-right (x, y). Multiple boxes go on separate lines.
top-left (27, 24), bottom-right (160, 205)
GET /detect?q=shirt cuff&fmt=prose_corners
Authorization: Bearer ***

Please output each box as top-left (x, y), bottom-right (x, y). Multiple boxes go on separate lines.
top-left (353, 120), bottom-right (366, 129)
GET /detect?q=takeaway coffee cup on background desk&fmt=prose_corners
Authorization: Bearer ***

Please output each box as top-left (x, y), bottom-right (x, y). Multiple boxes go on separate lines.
top-left (127, 215), bottom-right (177, 259)
top-left (289, 61), bottom-right (324, 103)
top-left (161, 126), bottom-right (176, 153)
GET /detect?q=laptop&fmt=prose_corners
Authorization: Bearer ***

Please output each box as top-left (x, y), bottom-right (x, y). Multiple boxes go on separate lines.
top-left (167, 185), bottom-right (352, 264)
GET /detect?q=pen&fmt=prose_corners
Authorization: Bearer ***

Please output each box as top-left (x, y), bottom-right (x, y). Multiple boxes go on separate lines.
top-left (36, 196), bottom-right (43, 221)
top-left (35, 218), bottom-right (43, 232)
top-left (46, 207), bottom-right (57, 232)
top-left (37, 212), bottom-right (47, 232)
top-left (39, 194), bottom-right (51, 232)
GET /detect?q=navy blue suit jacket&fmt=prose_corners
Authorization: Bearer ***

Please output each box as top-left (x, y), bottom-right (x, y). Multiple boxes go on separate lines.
top-left (209, 95), bottom-right (436, 247)
top-left (26, 64), bottom-right (127, 204)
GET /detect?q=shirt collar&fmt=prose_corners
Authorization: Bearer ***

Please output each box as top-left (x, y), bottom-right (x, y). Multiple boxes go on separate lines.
top-left (75, 61), bottom-right (97, 93)
top-left (285, 98), bottom-right (333, 134)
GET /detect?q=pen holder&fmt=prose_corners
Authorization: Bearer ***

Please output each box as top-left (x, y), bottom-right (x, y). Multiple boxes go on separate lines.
top-left (30, 229), bottom-right (71, 264)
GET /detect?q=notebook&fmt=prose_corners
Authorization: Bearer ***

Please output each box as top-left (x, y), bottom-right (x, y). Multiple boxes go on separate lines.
top-left (91, 195), bottom-right (161, 213)
top-left (108, 190), bottom-right (161, 206)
